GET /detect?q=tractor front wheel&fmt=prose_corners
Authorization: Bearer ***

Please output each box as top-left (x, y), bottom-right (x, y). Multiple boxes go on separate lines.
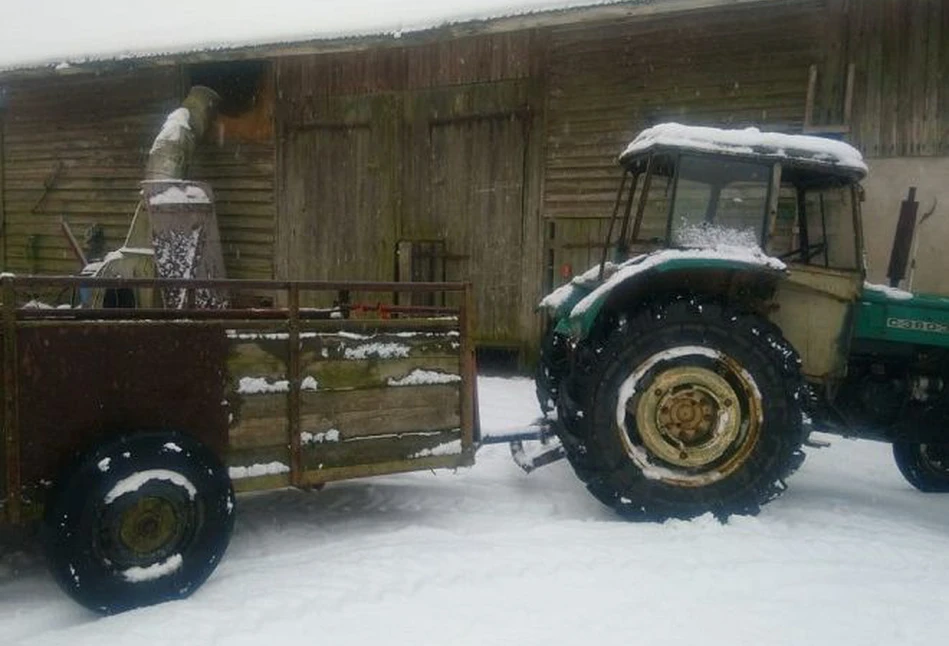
top-left (892, 442), bottom-right (949, 492)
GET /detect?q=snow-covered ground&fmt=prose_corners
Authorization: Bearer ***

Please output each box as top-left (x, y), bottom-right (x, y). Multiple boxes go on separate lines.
top-left (3, 376), bottom-right (949, 645)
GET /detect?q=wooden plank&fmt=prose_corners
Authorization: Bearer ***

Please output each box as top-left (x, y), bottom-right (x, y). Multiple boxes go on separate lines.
top-left (300, 428), bottom-right (462, 470)
top-left (299, 383), bottom-right (460, 439)
top-left (302, 330), bottom-right (461, 361)
top-left (297, 452), bottom-right (471, 489)
top-left (1, 109), bottom-right (6, 270)
top-left (228, 338), bottom-right (289, 381)
top-left (300, 356), bottom-right (461, 391)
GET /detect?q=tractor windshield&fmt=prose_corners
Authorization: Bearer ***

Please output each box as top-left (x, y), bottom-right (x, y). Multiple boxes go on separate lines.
top-left (618, 152), bottom-right (771, 254)
top-left (669, 155), bottom-right (771, 247)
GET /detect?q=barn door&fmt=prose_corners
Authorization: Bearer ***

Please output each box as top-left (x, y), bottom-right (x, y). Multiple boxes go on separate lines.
top-left (278, 95), bottom-right (399, 306)
top-left (403, 83), bottom-right (530, 346)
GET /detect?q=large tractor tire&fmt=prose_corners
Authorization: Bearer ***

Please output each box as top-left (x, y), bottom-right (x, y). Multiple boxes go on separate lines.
top-left (559, 297), bottom-right (805, 521)
top-left (892, 442), bottom-right (949, 492)
top-left (41, 432), bottom-right (235, 613)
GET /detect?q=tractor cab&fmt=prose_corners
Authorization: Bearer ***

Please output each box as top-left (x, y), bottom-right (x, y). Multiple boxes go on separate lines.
top-left (604, 123), bottom-right (867, 272)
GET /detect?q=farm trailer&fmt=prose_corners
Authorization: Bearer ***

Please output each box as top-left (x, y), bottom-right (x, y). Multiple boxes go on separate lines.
top-left (0, 275), bottom-right (478, 613)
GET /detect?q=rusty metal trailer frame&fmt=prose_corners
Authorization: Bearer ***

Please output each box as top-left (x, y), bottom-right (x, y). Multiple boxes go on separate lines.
top-left (1, 275), bottom-right (479, 526)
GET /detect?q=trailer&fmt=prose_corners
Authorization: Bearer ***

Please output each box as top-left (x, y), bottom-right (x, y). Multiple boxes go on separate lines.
top-left (0, 275), bottom-right (478, 613)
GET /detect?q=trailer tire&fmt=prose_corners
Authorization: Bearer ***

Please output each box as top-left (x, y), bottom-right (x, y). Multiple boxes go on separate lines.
top-left (40, 431), bottom-right (235, 614)
top-left (892, 442), bottom-right (949, 492)
top-left (563, 297), bottom-right (805, 521)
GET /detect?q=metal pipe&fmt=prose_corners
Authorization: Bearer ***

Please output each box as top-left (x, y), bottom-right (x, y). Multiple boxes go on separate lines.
top-left (145, 86), bottom-right (221, 181)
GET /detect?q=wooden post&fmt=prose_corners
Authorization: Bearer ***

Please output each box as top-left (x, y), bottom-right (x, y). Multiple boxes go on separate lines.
top-left (459, 282), bottom-right (479, 456)
top-left (2, 275), bottom-right (20, 523)
top-left (287, 282), bottom-right (302, 485)
top-left (0, 98), bottom-right (6, 271)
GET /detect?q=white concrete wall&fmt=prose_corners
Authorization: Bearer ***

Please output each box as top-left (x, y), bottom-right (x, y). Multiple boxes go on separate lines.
top-left (862, 157), bottom-right (949, 295)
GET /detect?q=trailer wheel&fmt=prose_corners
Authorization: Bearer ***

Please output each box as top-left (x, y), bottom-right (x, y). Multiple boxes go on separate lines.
top-left (41, 432), bottom-right (235, 614)
top-left (892, 442), bottom-right (949, 492)
top-left (565, 298), bottom-right (805, 521)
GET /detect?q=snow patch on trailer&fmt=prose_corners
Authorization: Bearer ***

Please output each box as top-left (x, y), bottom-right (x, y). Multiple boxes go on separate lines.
top-left (343, 342), bottom-right (411, 360)
top-left (387, 369), bottom-right (461, 387)
top-left (301, 429), bottom-right (340, 445)
top-left (410, 439), bottom-right (463, 459)
top-left (228, 462), bottom-right (290, 479)
top-left (237, 377), bottom-right (289, 394)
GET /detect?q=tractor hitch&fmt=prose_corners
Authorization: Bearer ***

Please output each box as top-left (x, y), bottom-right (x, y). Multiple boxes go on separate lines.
top-left (480, 417), bottom-right (566, 473)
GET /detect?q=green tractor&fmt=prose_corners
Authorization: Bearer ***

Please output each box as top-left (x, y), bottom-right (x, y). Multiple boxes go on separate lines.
top-left (536, 123), bottom-right (949, 520)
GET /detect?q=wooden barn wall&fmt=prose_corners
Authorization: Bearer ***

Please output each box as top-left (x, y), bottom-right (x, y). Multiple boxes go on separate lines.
top-left (843, 0), bottom-right (949, 157)
top-left (542, 0), bottom-right (829, 280)
top-left (1, 66), bottom-right (276, 279)
top-left (275, 31), bottom-right (546, 350)
top-left (190, 66), bottom-right (277, 280)
top-left (2, 69), bottom-right (179, 275)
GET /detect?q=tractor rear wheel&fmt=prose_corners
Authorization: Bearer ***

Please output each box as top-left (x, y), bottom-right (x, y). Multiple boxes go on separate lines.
top-left (559, 298), bottom-right (805, 520)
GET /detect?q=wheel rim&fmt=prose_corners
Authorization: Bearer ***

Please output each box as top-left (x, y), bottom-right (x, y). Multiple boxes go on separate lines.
top-left (96, 483), bottom-right (198, 569)
top-left (616, 346), bottom-right (763, 486)
top-left (919, 444), bottom-right (949, 476)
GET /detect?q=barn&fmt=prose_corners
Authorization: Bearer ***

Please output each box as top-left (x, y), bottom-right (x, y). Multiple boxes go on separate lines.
top-left (0, 0), bottom-right (946, 362)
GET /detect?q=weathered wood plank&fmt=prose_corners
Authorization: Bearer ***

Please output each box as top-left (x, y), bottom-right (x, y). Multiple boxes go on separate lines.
top-left (301, 428), bottom-right (462, 470)
top-left (297, 452), bottom-right (472, 489)
top-left (300, 384), bottom-right (460, 439)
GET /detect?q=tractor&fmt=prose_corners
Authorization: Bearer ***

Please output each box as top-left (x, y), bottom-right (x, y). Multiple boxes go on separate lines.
top-left (536, 123), bottom-right (949, 520)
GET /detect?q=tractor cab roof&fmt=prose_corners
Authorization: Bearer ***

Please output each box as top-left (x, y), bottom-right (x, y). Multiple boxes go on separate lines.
top-left (620, 123), bottom-right (867, 184)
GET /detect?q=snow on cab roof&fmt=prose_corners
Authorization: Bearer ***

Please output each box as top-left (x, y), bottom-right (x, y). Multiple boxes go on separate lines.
top-left (620, 123), bottom-right (868, 177)
top-left (0, 0), bottom-right (616, 73)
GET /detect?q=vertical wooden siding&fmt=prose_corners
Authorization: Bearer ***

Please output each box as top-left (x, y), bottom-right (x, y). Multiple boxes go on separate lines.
top-left (545, 1), bottom-right (826, 220)
top-left (542, 1), bottom-right (829, 285)
top-left (846, 0), bottom-right (949, 157)
top-left (276, 32), bottom-right (543, 349)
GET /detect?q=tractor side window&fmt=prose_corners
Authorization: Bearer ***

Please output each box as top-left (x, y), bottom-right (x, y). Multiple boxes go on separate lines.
top-left (768, 186), bottom-right (799, 258)
top-left (669, 155), bottom-right (770, 248)
top-left (803, 187), bottom-right (858, 270)
top-left (630, 169), bottom-right (672, 245)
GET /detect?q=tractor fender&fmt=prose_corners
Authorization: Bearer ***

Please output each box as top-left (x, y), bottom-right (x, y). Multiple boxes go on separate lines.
top-left (556, 249), bottom-right (788, 340)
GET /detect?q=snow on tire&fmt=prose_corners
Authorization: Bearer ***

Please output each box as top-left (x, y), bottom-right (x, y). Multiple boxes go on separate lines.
top-left (40, 432), bottom-right (235, 614)
top-left (561, 297), bottom-right (805, 521)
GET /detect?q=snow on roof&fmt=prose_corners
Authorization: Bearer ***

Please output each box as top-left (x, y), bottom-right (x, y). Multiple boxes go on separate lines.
top-left (620, 123), bottom-right (868, 176)
top-left (0, 0), bottom-right (615, 73)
